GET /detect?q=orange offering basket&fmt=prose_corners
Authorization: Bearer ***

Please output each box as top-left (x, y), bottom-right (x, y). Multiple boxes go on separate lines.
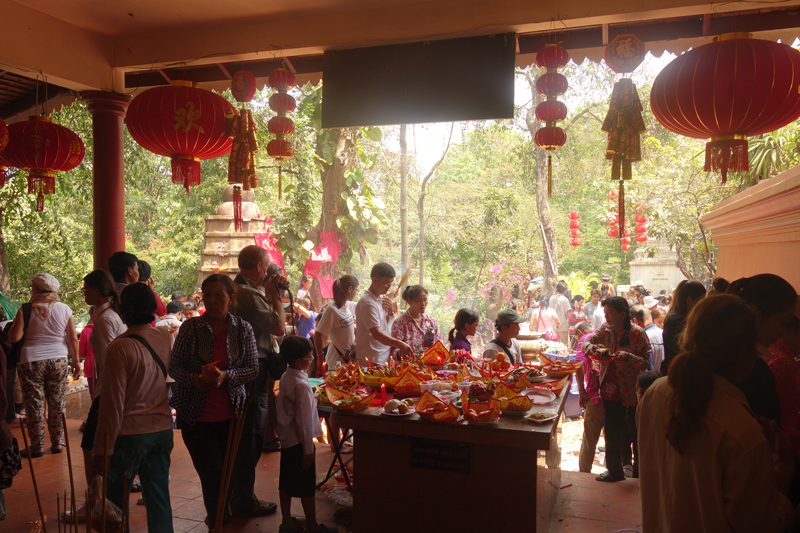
top-left (325, 363), bottom-right (361, 392)
top-left (462, 391), bottom-right (500, 425)
top-left (416, 390), bottom-right (460, 422)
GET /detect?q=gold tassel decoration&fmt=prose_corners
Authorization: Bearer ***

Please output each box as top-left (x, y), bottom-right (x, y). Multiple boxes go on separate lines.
top-left (547, 154), bottom-right (553, 197)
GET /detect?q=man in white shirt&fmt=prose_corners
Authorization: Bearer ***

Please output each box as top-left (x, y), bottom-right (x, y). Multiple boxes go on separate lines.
top-left (355, 263), bottom-right (412, 366)
top-left (630, 304), bottom-right (663, 372)
top-left (549, 282), bottom-right (571, 345)
top-left (155, 300), bottom-right (184, 346)
top-left (591, 295), bottom-right (607, 331)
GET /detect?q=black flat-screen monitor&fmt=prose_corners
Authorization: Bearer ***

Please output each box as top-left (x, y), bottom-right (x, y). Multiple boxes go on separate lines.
top-left (321, 33), bottom-right (517, 128)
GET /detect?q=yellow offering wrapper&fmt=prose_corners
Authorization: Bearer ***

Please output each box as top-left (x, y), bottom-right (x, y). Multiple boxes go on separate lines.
top-left (327, 385), bottom-right (375, 412)
top-left (421, 341), bottom-right (450, 366)
top-left (394, 366), bottom-right (424, 396)
top-left (461, 390), bottom-right (501, 424)
top-left (493, 382), bottom-right (520, 401)
top-left (500, 395), bottom-right (534, 412)
top-left (530, 375), bottom-right (570, 395)
top-left (416, 390), bottom-right (460, 422)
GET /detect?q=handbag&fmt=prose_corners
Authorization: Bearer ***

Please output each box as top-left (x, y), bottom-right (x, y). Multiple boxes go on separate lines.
top-left (538, 306), bottom-right (559, 342)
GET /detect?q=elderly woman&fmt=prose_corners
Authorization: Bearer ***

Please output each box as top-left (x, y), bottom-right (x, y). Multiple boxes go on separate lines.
top-left (9, 274), bottom-right (80, 458)
top-left (169, 274), bottom-right (259, 527)
top-left (92, 283), bottom-right (174, 533)
top-left (582, 296), bottom-right (651, 482)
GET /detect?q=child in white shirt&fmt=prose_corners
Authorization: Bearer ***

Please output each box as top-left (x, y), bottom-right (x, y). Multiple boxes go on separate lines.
top-left (276, 336), bottom-right (337, 533)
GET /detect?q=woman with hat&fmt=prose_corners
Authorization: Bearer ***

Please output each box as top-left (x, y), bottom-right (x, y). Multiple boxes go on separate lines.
top-left (8, 274), bottom-right (80, 457)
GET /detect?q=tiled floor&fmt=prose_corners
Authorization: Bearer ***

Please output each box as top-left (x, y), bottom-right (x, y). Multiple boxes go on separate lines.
top-left (548, 471), bottom-right (643, 533)
top-left (3, 419), bottom-right (350, 533)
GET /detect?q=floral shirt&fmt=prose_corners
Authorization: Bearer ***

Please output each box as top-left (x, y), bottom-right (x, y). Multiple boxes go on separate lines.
top-left (390, 311), bottom-right (442, 356)
top-left (581, 323), bottom-right (651, 407)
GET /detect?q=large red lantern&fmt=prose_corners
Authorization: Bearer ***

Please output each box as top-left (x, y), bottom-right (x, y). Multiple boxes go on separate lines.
top-left (126, 80), bottom-right (236, 193)
top-left (634, 224), bottom-right (647, 234)
top-left (568, 211), bottom-right (581, 220)
top-left (635, 233), bottom-right (648, 243)
top-left (634, 213), bottom-right (647, 224)
top-left (621, 236), bottom-right (631, 244)
top-left (570, 238), bottom-right (582, 247)
top-left (534, 44), bottom-right (569, 197)
top-left (268, 68), bottom-right (297, 200)
top-left (569, 229), bottom-right (581, 238)
top-left (569, 220), bottom-right (581, 230)
top-left (607, 227), bottom-right (619, 238)
top-left (621, 243), bottom-right (631, 251)
top-left (2, 116), bottom-right (85, 211)
top-left (651, 33), bottom-right (800, 183)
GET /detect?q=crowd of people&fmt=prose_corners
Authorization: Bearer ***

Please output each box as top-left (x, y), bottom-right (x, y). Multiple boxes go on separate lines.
top-left (0, 251), bottom-right (799, 532)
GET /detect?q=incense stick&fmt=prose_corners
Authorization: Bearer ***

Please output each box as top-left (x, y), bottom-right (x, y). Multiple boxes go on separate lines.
top-left (121, 472), bottom-right (130, 533)
top-left (214, 404), bottom-right (248, 533)
top-left (57, 494), bottom-right (60, 533)
top-left (101, 431), bottom-right (108, 533)
top-left (19, 419), bottom-right (47, 533)
top-left (61, 413), bottom-right (79, 532)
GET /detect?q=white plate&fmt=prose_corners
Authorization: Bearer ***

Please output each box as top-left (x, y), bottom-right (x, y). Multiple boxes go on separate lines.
top-left (379, 407), bottom-right (416, 417)
top-left (525, 412), bottom-right (559, 423)
top-left (521, 388), bottom-right (557, 404)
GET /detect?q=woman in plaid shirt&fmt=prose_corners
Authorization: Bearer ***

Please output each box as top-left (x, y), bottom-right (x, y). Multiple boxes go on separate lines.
top-left (169, 274), bottom-right (259, 528)
top-left (581, 296), bottom-right (651, 482)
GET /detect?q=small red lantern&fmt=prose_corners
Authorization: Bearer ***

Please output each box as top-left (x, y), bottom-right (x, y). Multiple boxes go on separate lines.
top-left (126, 80), bottom-right (236, 193)
top-left (2, 116), bottom-right (85, 211)
top-left (634, 213), bottom-right (647, 224)
top-left (623, 228), bottom-right (632, 237)
top-left (569, 220), bottom-right (581, 230)
top-left (634, 224), bottom-right (647, 234)
top-left (651, 34), bottom-right (800, 183)
top-left (536, 72), bottom-right (569, 98)
top-left (569, 211), bottom-right (581, 220)
top-left (621, 236), bottom-right (631, 244)
top-left (535, 127), bottom-right (566, 151)
top-left (635, 233), bottom-right (648, 243)
top-left (267, 139), bottom-right (294, 161)
top-left (607, 227), bottom-right (619, 238)
top-left (231, 70), bottom-right (257, 103)
top-left (621, 243), bottom-right (631, 251)
top-left (569, 229), bottom-right (581, 238)
top-left (605, 34), bottom-right (646, 74)
top-left (268, 116), bottom-right (296, 137)
top-left (536, 46), bottom-right (570, 70)
top-left (268, 68), bottom-right (296, 92)
top-left (570, 238), bottom-right (582, 247)
top-left (536, 100), bottom-right (568, 122)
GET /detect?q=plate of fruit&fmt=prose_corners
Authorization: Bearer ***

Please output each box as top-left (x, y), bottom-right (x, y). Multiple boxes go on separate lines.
top-left (379, 398), bottom-right (416, 416)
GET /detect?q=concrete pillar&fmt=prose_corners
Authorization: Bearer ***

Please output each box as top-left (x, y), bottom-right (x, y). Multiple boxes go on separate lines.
top-left (80, 91), bottom-right (132, 270)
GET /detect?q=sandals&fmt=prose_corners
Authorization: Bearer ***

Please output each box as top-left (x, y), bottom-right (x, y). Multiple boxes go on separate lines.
top-left (595, 471), bottom-right (625, 483)
top-left (21, 447), bottom-right (44, 458)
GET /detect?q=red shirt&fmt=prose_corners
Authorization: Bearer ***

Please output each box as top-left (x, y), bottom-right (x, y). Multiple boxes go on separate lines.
top-left (197, 326), bottom-right (233, 422)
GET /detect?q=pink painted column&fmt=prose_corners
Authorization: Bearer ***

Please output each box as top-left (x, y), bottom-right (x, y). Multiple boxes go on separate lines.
top-left (80, 91), bottom-right (132, 270)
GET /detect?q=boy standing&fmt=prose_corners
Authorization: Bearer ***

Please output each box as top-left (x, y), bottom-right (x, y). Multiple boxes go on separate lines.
top-left (276, 336), bottom-right (337, 533)
top-left (355, 263), bottom-right (412, 366)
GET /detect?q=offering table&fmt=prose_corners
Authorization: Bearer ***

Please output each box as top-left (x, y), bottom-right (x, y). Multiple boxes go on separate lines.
top-left (336, 384), bottom-right (568, 532)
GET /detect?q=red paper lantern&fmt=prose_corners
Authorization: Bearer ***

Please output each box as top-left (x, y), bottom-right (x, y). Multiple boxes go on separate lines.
top-left (536, 100), bottom-right (568, 122)
top-left (607, 227), bottom-right (619, 238)
top-left (535, 127), bottom-right (566, 150)
top-left (267, 138), bottom-right (294, 161)
top-left (568, 211), bottom-right (581, 220)
top-left (634, 213), bottom-right (647, 224)
top-left (621, 243), bottom-right (631, 251)
top-left (621, 236), bottom-right (631, 244)
top-left (269, 93), bottom-right (297, 114)
top-left (268, 116), bottom-right (296, 136)
top-left (2, 116), bottom-right (85, 211)
top-left (536, 45), bottom-right (569, 71)
top-left (605, 34), bottom-right (646, 74)
top-left (569, 220), bottom-right (581, 230)
top-left (634, 223), bottom-right (647, 234)
top-left (268, 68), bottom-right (296, 92)
top-left (569, 229), bottom-right (581, 238)
top-left (651, 34), bottom-right (800, 183)
top-left (231, 70), bottom-right (257, 103)
top-left (623, 228), bottom-right (632, 237)
top-left (570, 238), bottom-right (582, 247)
top-left (126, 81), bottom-right (236, 193)
top-left (536, 72), bottom-right (569, 98)
top-left (635, 233), bottom-right (648, 243)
